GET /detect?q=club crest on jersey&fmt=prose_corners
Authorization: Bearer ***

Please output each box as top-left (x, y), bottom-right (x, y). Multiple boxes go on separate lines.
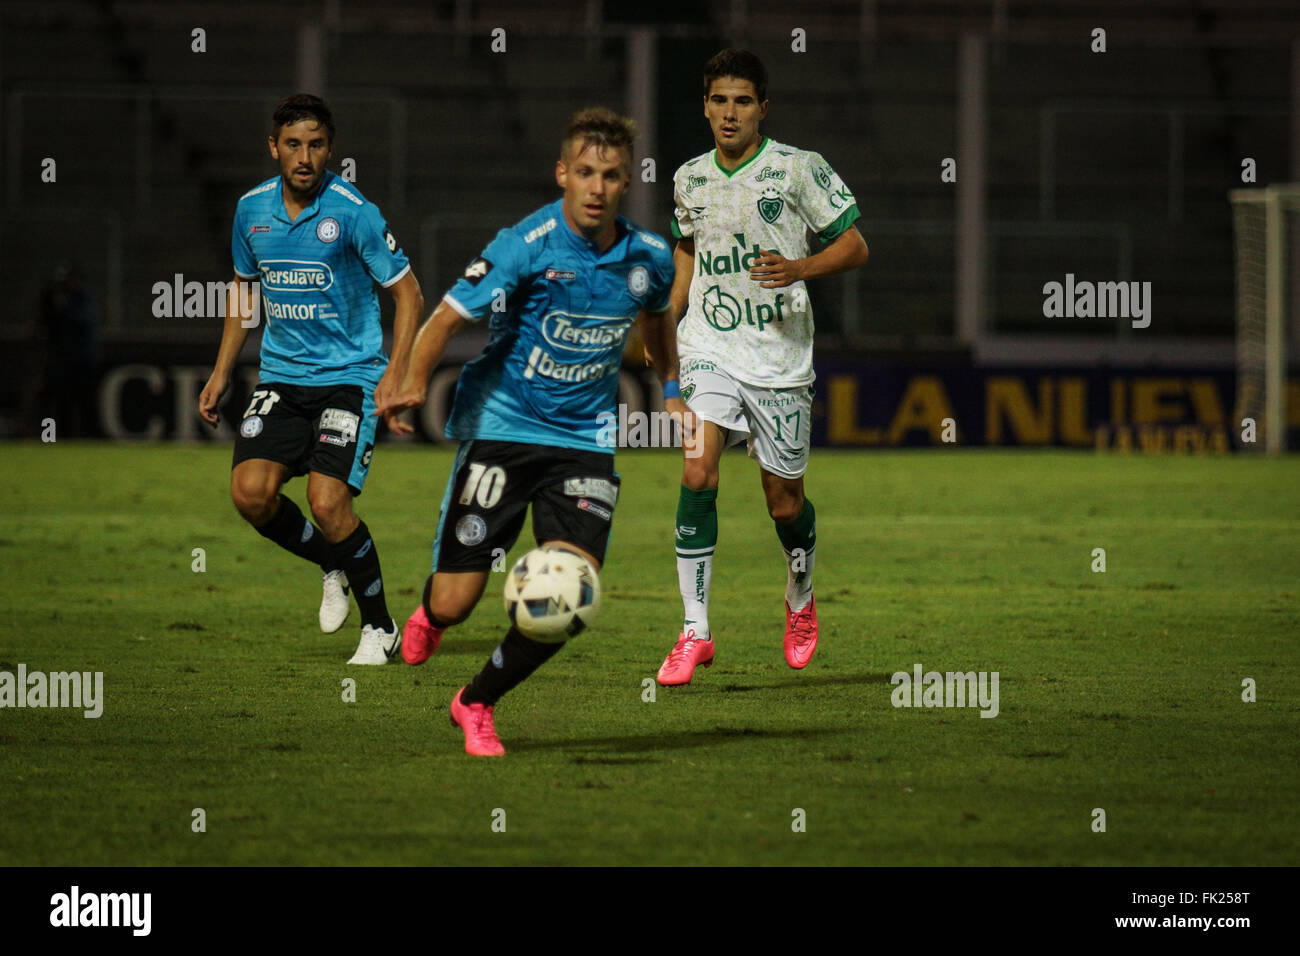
top-left (757, 187), bottom-right (784, 224)
top-left (316, 217), bottom-right (340, 243)
top-left (627, 265), bottom-right (650, 296)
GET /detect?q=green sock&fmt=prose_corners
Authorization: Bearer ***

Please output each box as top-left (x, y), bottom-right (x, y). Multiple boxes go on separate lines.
top-left (776, 498), bottom-right (816, 611)
top-left (675, 486), bottom-right (718, 638)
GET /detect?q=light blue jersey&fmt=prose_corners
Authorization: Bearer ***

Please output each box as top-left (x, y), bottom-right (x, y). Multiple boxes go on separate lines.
top-left (231, 170), bottom-right (410, 389)
top-left (442, 200), bottom-right (674, 454)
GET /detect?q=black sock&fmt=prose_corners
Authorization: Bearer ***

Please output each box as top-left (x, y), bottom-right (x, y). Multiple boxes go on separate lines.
top-left (255, 496), bottom-right (332, 569)
top-left (329, 520), bottom-right (390, 629)
top-left (462, 628), bottom-right (563, 706)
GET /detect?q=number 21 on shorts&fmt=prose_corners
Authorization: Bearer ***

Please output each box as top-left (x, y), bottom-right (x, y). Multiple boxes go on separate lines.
top-left (459, 463), bottom-right (506, 509)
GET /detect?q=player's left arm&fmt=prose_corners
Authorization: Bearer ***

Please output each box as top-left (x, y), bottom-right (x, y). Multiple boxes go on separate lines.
top-left (751, 152), bottom-right (869, 289)
top-left (353, 202), bottom-right (422, 431)
top-left (374, 270), bottom-right (424, 436)
top-left (750, 224), bottom-right (868, 289)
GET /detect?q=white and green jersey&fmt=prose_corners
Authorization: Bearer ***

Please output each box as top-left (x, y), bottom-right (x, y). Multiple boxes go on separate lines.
top-left (671, 137), bottom-right (860, 387)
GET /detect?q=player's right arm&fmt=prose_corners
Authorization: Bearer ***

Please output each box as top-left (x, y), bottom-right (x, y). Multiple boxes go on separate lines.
top-left (373, 225), bottom-right (530, 418)
top-left (372, 298), bottom-right (466, 417)
top-left (198, 274), bottom-right (257, 427)
top-left (669, 239), bottom-right (695, 323)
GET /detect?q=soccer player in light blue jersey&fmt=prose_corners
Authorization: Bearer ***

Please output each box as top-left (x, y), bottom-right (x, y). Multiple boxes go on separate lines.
top-left (375, 108), bottom-right (687, 756)
top-left (199, 94), bottom-right (425, 665)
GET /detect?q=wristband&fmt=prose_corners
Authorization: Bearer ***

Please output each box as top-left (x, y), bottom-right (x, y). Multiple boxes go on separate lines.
top-left (662, 380), bottom-right (681, 400)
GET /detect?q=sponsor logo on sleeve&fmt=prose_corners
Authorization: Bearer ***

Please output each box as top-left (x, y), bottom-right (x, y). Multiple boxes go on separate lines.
top-left (463, 257), bottom-right (492, 285)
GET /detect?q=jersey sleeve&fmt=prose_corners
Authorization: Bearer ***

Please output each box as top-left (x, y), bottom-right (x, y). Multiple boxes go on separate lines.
top-left (442, 228), bottom-right (532, 322)
top-left (670, 171), bottom-right (695, 241)
top-left (352, 203), bottom-right (411, 288)
top-left (231, 204), bottom-right (258, 279)
top-left (794, 151), bottom-right (862, 244)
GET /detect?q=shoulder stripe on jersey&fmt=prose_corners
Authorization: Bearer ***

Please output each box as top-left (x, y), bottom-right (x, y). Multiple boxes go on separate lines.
top-left (329, 182), bottom-right (364, 205)
top-left (239, 180), bottom-right (278, 201)
top-left (523, 217), bottom-right (557, 244)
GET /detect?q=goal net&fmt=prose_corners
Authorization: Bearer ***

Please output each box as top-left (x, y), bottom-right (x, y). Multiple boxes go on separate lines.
top-left (1230, 184), bottom-right (1300, 453)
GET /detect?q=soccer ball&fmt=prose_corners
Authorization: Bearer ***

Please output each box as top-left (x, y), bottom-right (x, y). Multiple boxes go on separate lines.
top-left (503, 547), bottom-right (601, 642)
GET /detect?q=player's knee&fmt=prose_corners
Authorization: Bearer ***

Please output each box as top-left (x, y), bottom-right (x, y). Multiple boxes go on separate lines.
top-left (230, 477), bottom-right (277, 524)
top-left (768, 494), bottom-right (804, 524)
top-left (682, 459), bottom-right (719, 490)
top-left (426, 589), bottom-right (473, 626)
top-left (307, 487), bottom-right (352, 536)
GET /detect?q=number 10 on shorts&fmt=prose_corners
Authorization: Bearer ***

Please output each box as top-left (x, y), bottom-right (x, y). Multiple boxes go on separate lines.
top-left (459, 463), bottom-right (506, 509)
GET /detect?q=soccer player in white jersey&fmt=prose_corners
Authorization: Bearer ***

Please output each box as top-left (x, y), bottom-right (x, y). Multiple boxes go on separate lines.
top-left (656, 49), bottom-right (869, 685)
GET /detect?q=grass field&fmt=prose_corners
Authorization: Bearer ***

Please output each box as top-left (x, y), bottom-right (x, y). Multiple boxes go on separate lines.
top-left (1, 443), bottom-right (1297, 866)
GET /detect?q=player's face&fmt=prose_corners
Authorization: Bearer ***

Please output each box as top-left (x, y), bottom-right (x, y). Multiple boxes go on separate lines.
top-left (269, 119), bottom-right (332, 197)
top-left (704, 77), bottom-right (768, 154)
top-left (556, 141), bottom-right (631, 238)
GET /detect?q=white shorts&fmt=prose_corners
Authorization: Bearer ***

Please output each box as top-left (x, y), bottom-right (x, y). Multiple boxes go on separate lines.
top-left (681, 357), bottom-right (813, 479)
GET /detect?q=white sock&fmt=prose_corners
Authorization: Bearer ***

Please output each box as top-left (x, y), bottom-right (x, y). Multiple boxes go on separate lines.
top-left (677, 550), bottom-right (713, 640)
top-left (784, 546), bottom-right (814, 612)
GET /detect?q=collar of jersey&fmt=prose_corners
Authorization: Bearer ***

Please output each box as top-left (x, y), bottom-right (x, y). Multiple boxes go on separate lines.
top-left (712, 136), bottom-right (769, 178)
top-left (554, 199), bottom-right (631, 261)
top-left (274, 170), bottom-right (334, 225)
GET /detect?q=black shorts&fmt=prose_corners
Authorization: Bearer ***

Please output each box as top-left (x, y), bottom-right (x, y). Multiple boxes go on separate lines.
top-left (231, 381), bottom-right (378, 495)
top-left (432, 440), bottom-right (621, 573)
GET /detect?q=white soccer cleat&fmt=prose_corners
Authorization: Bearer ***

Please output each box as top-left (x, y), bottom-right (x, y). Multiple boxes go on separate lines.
top-left (320, 570), bottom-right (351, 633)
top-left (347, 618), bottom-right (401, 665)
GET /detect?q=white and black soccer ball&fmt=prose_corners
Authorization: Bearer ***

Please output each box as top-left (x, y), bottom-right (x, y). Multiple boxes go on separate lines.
top-left (503, 546), bottom-right (601, 642)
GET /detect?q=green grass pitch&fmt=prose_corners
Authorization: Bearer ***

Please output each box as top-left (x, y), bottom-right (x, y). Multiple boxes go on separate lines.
top-left (1, 443), bottom-right (1297, 865)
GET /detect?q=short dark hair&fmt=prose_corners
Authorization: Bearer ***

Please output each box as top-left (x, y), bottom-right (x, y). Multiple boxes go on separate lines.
top-left (703, 48), bottom-right (768, 102)
top-left (271, 94), bottom-right (335, 144)
top-left (561, 107), bottom-right (637, 169)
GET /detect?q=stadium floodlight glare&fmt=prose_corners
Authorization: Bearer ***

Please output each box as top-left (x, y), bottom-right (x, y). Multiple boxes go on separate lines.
top-left (1230, 183), bottom-right (1300, 454)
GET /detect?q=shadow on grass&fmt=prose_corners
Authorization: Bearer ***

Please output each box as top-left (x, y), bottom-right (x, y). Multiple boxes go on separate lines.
top-left (512, 725), bottom-right (845, 756)
top-left (705, 671), bottom-right (895, 693)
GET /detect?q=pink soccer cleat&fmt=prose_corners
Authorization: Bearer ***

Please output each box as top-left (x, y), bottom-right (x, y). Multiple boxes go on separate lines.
top-left (402, 604), bottom-right (445, 666)
top-left (783, 595), bottom-right (818, 669)
top-left (656, 630), bottom-right (715, 686)
top-left (449, 686), bottom-right (505, 757)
